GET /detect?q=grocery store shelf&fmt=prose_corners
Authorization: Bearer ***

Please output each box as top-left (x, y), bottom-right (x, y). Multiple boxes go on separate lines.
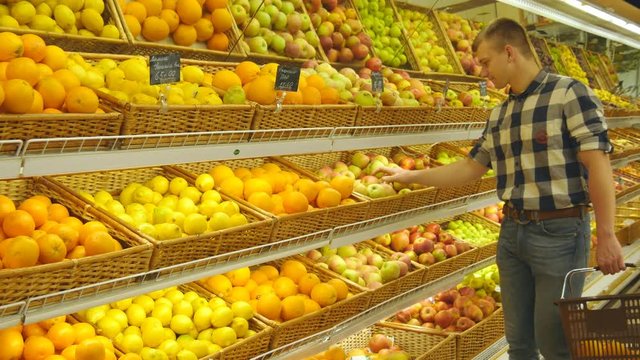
top-left (0, 140), bottom-right (23, 180)
top-left (606, 116), bottom-right (640, 130)
top-left (615, 186), bottom-right (640, 205)
top-left (0, 302), bottom-right (25, 330)
top-left (253, 256), bottom-right (497, 360)
top-left (611, 153), bottom-right (640, 170)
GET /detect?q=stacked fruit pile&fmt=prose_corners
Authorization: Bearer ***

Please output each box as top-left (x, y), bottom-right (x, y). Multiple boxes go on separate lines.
top-left (76, 173), bottom-right (248, 240)
top-left (307, 335), bottom-right (411, 359)
top-left (443, 218), bottom-right (499, 248)
top-left (473, 203), bottom-right (504, 224)
top-left (438, 11), bottom-right (482, 76)
top-left (594, 89), bottom-right (636, 109)
top-left (202, 260), bottom-right (351, 322)
top-left (122, 0), bottom-right (233, 51)
top-left (305, 0), bottom-right (372, 63)
top-left (0, 194), bottom-right (121, 269)
top-left (0, 0), bottom-right (120, 38)
top-left (0, 316), bottom-right (118, 360)
top-left (555, 45), bottom-right (589, 85)
top-left (371, 222), bottom-right (473, 266)
top-left (431, 148), bottom-right (495, 177)
top-left (78, 286), bottom-right (257, 358)
top-left (397, 6), bottom-right (456, 73)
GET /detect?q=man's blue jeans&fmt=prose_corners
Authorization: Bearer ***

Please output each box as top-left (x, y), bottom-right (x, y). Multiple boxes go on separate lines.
top-left (497, 213), bottom-right (590, 360)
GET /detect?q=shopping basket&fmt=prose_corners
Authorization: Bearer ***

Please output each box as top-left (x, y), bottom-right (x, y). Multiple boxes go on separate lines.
top-left (556, 263), bottom-right (640, 359)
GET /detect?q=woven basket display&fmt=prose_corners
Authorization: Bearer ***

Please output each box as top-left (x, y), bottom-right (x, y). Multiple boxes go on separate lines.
top-left (424, 80), bottom-right (497, 124)
top-left (171, 157), bottom-right (367, 240)
top-left (529, 36), bottom-right (558, 74)
top-left (332, 323), bottom-right (456, 360)
top-left (0, 0), bottom-right (128, 54)
top-left (0, 177), bottom-right (152, 305)
top-left (586, 50), bottom-right (615, 90)
top-left (598, 53), bottom-right (620, 86)
top-left (277, 147), bottom-right (437, 219)
top-left (392, 2), bottom-right (464, 75)
top-left (570, 47), bottom-right (602, 90)
top-left (353, 105), bottom-right (436, 130)
top-left (437, 212), bottom-right (500, 262)
top-left (299, 243), bottom-right (426, 307)
top-left (609, 130), bottom-right (640, 161)
top-left (250, 104), bottom-right (358, 140)
top-left (45, 166), bottom-right (274, 269)
top-left (430, 139), bottom-right (496, 193)
top-left (198, 258), bottom-right (370, 349)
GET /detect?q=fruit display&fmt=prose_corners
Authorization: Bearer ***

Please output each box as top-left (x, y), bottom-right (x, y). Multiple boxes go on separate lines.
top-left (472, 203), bottom-right (504, 224)
top-left (201, 259), bottom-right (352, 322)
top-left (612, 172), bottom-right (637, 194)
top-left (442, 217), bottom-right (499, 249)
top-left (352, 0), bottom-right (409, 68)
top-left (594, 88), bottom-right (636, 110)
top-left (304, 0), bottom-right (373, 63)
top-left (529, 36), bottom-right (557, 73)
top-left (0, 0), bottom-right (121, 39)
top-left (569, 46), bottom-right (599, 89)
top-left (77, 285), bottom-right (260, 358)
top-left (0, 194), bottom-right (123, 269)
top-left (396, 4), bottom-right (458, 73)
top-left (120, 0), bottom-right (237, 53)
top-left (618, 163), bottom-right (640, 180)
top-left (437, 11), bottom-right (482, 76)
top-left (548, 45), bottom-right (568, 75)
top-left (306, 333), bottom-right (411, 360)
top-left (0, 316), bottom-right (118, 360)
top-left (609, 132), bottom-right (640, 156)
top-left (552, 44), bottom-right (589, 85)
top-left (304, 243), bottom-right (419, 290)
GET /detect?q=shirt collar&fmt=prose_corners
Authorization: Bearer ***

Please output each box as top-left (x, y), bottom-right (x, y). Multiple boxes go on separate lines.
top-left (508, 69), bottom-right (548, 100)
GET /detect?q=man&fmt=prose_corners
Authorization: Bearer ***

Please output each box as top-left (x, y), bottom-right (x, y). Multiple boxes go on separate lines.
top-left (376, 18), bottom-right (625, 359)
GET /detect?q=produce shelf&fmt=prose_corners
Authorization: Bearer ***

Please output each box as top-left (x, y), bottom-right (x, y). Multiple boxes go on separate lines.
top-left (607, 116), bottom-right (640, 129)
top-left (0, 139), bottom-right (22, 179)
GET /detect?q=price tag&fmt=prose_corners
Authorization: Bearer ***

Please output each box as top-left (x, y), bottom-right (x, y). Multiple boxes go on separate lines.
top-left (443, 79), bottom-right (450, 97)
top-left (274, 65), bottom-right (301, 92)
top-left (350, 356), bottom-right (370, 360)
top-left (149, 53), bottom-right (181, 85)
top-left (371, 71), bottom-right (384, 94)
top-left (479, 81), bottom-right (487, 97)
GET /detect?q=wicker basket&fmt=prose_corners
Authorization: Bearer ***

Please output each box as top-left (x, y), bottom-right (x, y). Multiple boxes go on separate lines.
top-left (433, 139), bottom-right (497, 193)
top-left (353, 105), bottom-right (436, 130)
top-left (45, 166), bottom-right (275, 269)
top-left (332, 323), bottom-right (456, 360)
top-left (171, 157), bottom-right (364, 240)
top-left (423, 80), bottom-right (494, 124)
top-left (609, 130), bottom-right (640, 161)
top-left (598, 53), bottom-right (620, 85)
top-left (199, 258), bottom-right (370, 349)
top-left (0, 0), bottom-right (128, 54)
top-left (570, 47), bottom-right (602, 90)
top-left (393, 3), bottom-right (464, 75)
top-left (0, 177), bottom-right (152, 305)
top-left (277, 148), bottom-right (438, 219)
top-left (587, 50), bottom-right (615, 90)
top-left (438, 212), bottom-right (500, 262)
top-left (529, 36), bottom-right (558, 74)
top-left (250, 104), bottom-right (358, 140)
top-left (300, 243), bottom-right (426, 307)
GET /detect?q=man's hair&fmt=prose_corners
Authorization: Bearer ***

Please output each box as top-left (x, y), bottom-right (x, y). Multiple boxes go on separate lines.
top-left (472, 18), bottom-right (533, 58)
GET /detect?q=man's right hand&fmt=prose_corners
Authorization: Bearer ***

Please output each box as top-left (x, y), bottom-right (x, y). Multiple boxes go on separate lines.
top-left (372, 166), bottom-right (411, 183)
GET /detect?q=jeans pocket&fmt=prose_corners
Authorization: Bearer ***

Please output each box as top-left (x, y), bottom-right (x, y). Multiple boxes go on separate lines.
top-left (537, 218), bottom-right (580, 238)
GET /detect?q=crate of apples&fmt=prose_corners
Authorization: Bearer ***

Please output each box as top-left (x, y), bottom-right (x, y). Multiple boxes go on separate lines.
top-left (440, 213), bottom-right (500, 261)
top-left (472, 202), bottom-right (504, 224)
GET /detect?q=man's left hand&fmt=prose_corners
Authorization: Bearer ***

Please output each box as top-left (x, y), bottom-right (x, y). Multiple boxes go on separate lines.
top-left (596, 235), bottom-right (625, 274)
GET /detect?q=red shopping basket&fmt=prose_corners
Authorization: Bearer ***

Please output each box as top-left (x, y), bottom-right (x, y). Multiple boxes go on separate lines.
top-left (556, 264), bottom-right (640, 359)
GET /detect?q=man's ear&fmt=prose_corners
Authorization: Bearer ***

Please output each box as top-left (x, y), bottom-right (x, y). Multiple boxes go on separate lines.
top-left (505, 44), bottom-right (514, 62)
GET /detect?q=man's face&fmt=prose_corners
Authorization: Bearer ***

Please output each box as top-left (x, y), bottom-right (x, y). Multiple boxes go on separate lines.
top-left (475, 40), bottom-right (510, 89)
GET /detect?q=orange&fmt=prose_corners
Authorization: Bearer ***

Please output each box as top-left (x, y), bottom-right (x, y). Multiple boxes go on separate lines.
top-left (243, 178), bottom-right (272, 199)
top-left (298, 273), bottom-right (321, 295)
top-left (38, 220), bottom-right (58, 232)
top-left (60, 344), bottom-right (76, 360)
top-left (67, 245), bottom-right (85, 259)
top-left (42, 46), bottom-right (68, 71)
top-left (207, 32), bottom-right (229, 51)
top-left (320, 87), bottom-right (340, 104)
top-left (310, 283), bottom-right (337, 307)
top-left (293, 179), bottom-right (319, 203)
top-left (23, 335), bottom-right (55, 360)
top-left (205, 0), bottom-right (227, 11)
top-left (303, 298), bottom-right (321, 315)
top-left (37, 234), bottom-right (67, 264)
top-left (47, 322), bottom-right (76, 351)
top-left (124, 2), bottom-right (147, 23)
top-left (79, 221), bottom-right (109, 244)
top-left (21, 34), bottom-right (47, 63)
top-left (212, 69), bottom-right (241, 91)
top-left (305, 74), bottom-right (325, 90)
top-left (19, 198), bottom-right (49, 228)
top-left (280, 260), bottom-right (307, 284)
top-left (0, 32), bottom-right (24, 61)
top-left (234, 61), bottom-right (260, 85)
top-left (0, 195), bottom-right (16, 221)
top-left (273, 276), bottom-right (297, 298)
top-left (37, 63), bottom-right (53, 80)
top-left (75, 338), bottom-right (105, 360)
top-left (83, 231), bottom-right (116, 256)
top-left (0, 62), bottom-right (7, 81)
top-left (226, 266), bottom-right (250, 286)
top-left (38, 316), bottom-right (66, 331)
top-left (210, 8), bottom-right (232, 32)
top-left (282, 191), bottom-right (309, 214)
top-left (256, 293), bottom-right (281, 320)
top-left (60, 216), bottom-right (83, 232)
top-left (29, 195), bottom-right (51, 206)
top-left (163, 0), bottom-right (177, 9)
top-left (94, 336), bottom-right (114, 353)
top-left (227, 287), bottom-right (250, 302)
top-left (250, 283), bottom-right (274, 299)
top-left (329, 176), bottom-right (354, 199)
top-left (246, 75), bottom-right (276, 105)
top-left (175, 0), bottom-right (202, 25)
top-left (23, 323), bottom-right (47, 337)
top-left (261, 163), bottom-right (281, 173)
top-left (137, 0), bottom-right (162, 16)
top-left (3, 79), bottom-right (34, 114)
top-left (301, 86), bottom-right (321, 105)
top-left (37, 76), bottom-right (66, 110)
top-left (208, 164), bottom-right (234, 185)
top-left (193, 18), bottom-right (214, 41)
top-left (283, 90), bottom-right (303, 105)
top-left (159, 9), bottom-right (179, 32)
top-left (316, 187), bottom-right (341, 208)
top-left (250, 270), bottom-right (269, 284)
top-left (258, 264), bottom-right (279, 280)
top-left (71, 323), bottom-right (95, 344)
top-left (219, 176), bottom-right (243, 198)
top-left (118, 355), bottom-right (142, 360)
top-left (141, 16), bottom-right (170, 42)
top-left (233, 167), bottom-right (252, 180)
top-left (44, 356), bottom-right (68, 360)
top-left (29, 90), bottom-right (44, 114)
top-left (247, 192), bottom-right (275, 213)
top-left (52, 69), bottom-right (81, 92)
top-left (48, 204), bottom-right (70, 222)
top-left (49, 224), bottom-right (79, 252)
top-left (280, 295), bottom-right (304, 321)
top-left (123, 15), bottom-right (142, 38)
top-left (172, 24), bottom-right (197, 46)
top-left (3, 210), bottom-right (35, 237)
top-left (0, 328), bottom-right (24, 360)
top-left (66, 86), bottom-right (99, 113)
top-left (2, 236), bottom-right (39, 268)
top-left (327, 279), bottom-right (348, 300)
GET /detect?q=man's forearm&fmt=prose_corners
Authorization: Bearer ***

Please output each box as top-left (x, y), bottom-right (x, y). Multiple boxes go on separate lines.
top-left (584, 153), bottom-right (616, 238)
top-left (401, 158), bottom-right (488, 188)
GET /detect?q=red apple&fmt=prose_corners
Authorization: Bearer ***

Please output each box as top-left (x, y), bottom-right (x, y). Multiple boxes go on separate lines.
top-left (418, 252), bottom-right (435, 265)
top-left (439, 232), bottom-right (454, 245)
top-left (365, 57), bottom-right (382, 71)
top-left (368, 333), bottom-right (392, 353)
top-left (413, 237), bottom-right (435, 255)
top-left (420, 306), bottom-right (437, 322)
top-left (390, 232), bottom-right (410, 252)
top-left (456, 317), bottom-right (476, 331)
top-left (424, 223), bottom-right (441, 235)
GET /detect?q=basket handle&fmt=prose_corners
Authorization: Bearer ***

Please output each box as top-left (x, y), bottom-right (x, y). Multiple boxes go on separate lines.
top-left (560, 263), bottom-right (637, 300)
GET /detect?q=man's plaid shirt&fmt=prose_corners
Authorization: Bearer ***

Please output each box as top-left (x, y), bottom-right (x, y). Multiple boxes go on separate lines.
top-left (469, 70), bottom-right (612, 211)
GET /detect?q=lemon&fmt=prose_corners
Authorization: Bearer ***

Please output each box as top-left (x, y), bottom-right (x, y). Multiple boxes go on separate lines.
top-left (151, 303), bottom-right (173, 326)
top-left (210, 306), bottom-right (233, 328)
top-left (60, 0), bottom-right (84, 12)
top-left (94, 190), bottom-right (113, 204)
top-left (140, 346), bottom-right (166, 359)
top-left (111, 298), bottom-right (132, 311)
top-left (133, 295), bottom-right (155, 314)
top-left (29, 14), bottom-right (56, 31)
top-left (177, 197), bottom-right (197, 215)
top-left (165, 289), bottom-right (184, 303)
top-left (176, 350), bottom-right (198, 360)
top-left (119, 183), bottom-right (141, 205)
top-left (157, 195), bottom-right (178, 210)
top-left (85, 305), bottom-right (109, 324)
top-left (197, 328), bottom-right (213, 341)
top-left (167, 93), bottom-right (184, 105)
top-left (183, 213), bottom-right (207, 235)
top-left (193, 306), bottom-right (213, 331)
top-left (211, 327), bottom-right (237, 347)
top-left (120, 333), bottom-right (144, 353)
top-left (53, 4), bottom-right (75, 29)
top-left (132, 93), bottom-right (158, 105)
top-left (201, 190), bottom-right (222, 203)
top-left (173, 300), bottom-right (194, 317)
top-left (170, 211), bottom-right (185, 227)
top-left (0, 15), bottom-right (19, 28)
top-left (185, 340), bottom-right (209, 358)
top-left (175, 334), bottom-right (193, 347)
top-left (169, 177), bottom-right (189, 196)
top-left (191, 297), bottom-right (208, 312)
top-left (81, 8), bottom-right (103, 33)
top-left (82, 68), bottom-right (105, 89)
top-left (158, 339), bottom-right (181, 359)
top-left (140, 316), bottom-right (162, 332)
top-left (97, 316), bottom-right (122, 339)
top-left (208, 343), bottom-right (222, 355)
top-left (228, 213), bottom-right (248, 227)
top-left (208, 212), bottom-right (231, 231)
top-left (155, 223), bottom-right (182, 240)
top-left (181, 65), bottom-right (204, 84)
top-left (68, 63), bottom-right (87, 83)
top-left (231, 301), bottom-right (254, 320)
top-left (180, 187), bottom-right (202, 203)
top-left (123, 325), bottom-right (142, 337)
top-left (163, 328), bottom-right (176, 341)
top-left (170, 314), bottom-right (194, 335)
top-left (215, 200), bottom-right (240, 216)
top-left (0, 5), bottom-right (8, 16)
top-left (83, 0), bottom-right (104, 13)
top-left (195, 173), bottom-right (215, 192)
top-left (231, 317), bottom-right (249, 337)
top-left (11, 1), bottom-right (36, 24)
top-left (141, 84), bottom-right (160, 97)
top-left (133, 185), bottom-right (154, 204)
top-left (35, 3), bottom-right (51, 16)
top-left (208, 297), bottom-right (227, 310)
top-left (106, 308), bottom-right (129, 329)
top-left (198, 200), bottom-right (218, 217)
top-left (78, 29), bottom-right (96, 37)
top-left (126, 303), bottom-right (147, 327)
top-left (120, 58), bottom-right (149, 83)
top-left (96, 58), bottom-right (117, 75)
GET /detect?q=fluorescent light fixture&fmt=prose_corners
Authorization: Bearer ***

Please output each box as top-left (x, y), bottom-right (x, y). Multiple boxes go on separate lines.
top-left (497, 0), bottom-right (640, 49)
top-left (563, 0), bottom-right (582, 8)
top-left (628, 24), bottom-right (640, 34)
top-left (581, 5), bottom-right (627, 27)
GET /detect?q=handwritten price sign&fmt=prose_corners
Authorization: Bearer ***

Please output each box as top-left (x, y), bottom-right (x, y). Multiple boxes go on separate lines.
top-left (275, 65), bottom-right (301, 92)
top-left (149, 53), bottom-right (181, 85)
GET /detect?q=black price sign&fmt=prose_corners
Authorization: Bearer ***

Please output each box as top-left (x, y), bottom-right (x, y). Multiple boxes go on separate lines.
top-left (479, 80), bottom-right (487, 97)
top-left (274, 65), bottom-right (300, 92)
top-left (149, 53), bottom-right (181, 85)
top-left (371, 71), bottom-right (383, 93)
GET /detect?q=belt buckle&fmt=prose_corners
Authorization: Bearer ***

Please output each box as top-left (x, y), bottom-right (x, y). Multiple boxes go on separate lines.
top-left (512, 208), bottom-right (531, 225)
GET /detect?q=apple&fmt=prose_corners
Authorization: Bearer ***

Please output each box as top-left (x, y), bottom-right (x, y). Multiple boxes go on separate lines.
top-left (390, 232), bottom-right (409, 252)
top-left (337, 245), bottom-right (357, 258)
top-left (418, 252), bottom-right (435, 265)
top-left (374, 233), bottom-right (391, 246)
top-left (432, 248), bottom-right (446, 262)
top-left (439, 232), bottom-right (454, 245)
top-left (365, 57), bottom-right (382, 71)
top-left (464, 304), bottom-right (484, 322)
top-left (327, 254), bottom-right (347, 273)
top-left (413, 237), bottom-right (434, 255)
top-left (456, 317), bottom-right (476, 331)
top-left (424, 223), bottom-right (441, 235)
top-left (342, 269), bottom-right (361, 283)
top-left (380, 261), bottom-right (401, 282)
top-left (434, 309), bottom-right (454, 329)
top-left (420, 306), bottom-right (437, 322)
top-left (395, 309), bottom-right (412, 323)
top-left (306, 249), bottom-right (322, 260)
